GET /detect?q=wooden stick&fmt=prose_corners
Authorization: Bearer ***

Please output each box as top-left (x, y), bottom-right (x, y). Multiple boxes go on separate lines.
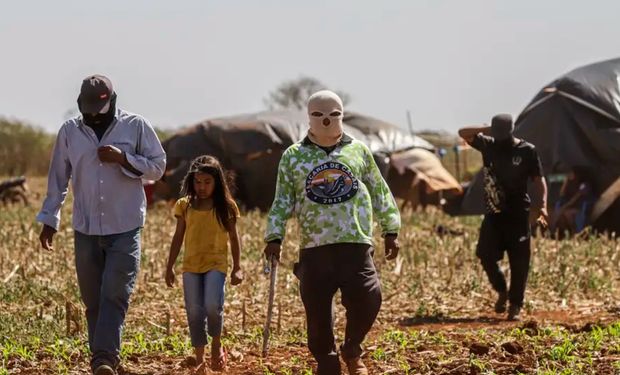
top-left (242, 299), bottom-right (246, 332)
top-left (591, 177), bottom-right (620, 222)
top-left (393, 256), bottom-right (404, 275)
top-left (165, 311), bottom-right (171, 336)
top-left (262, 256), bottom-right (278, 357)
top-left (147, 320), bottom-right (166, 331)
top-left (74, 305), bottom-right (82, 334)
top-left (2, 265), bottom-right (20, 283)
top-left (277, 299), bottom-right (281, 335)
top-left (65, 301), bottom-right (72, 336)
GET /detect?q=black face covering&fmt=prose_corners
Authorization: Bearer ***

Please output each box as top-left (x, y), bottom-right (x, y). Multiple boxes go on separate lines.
top-left (79, 92), bottom-right (117, 129)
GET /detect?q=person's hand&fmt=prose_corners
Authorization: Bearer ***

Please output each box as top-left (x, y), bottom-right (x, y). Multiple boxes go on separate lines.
top-left (531, 207), bottom-right (549, 229)
top-left (98, 145), bottom-right (124, 164)
top-left (264, 242), bottom-right (281, 262)
top-left (538, 208), bottom-right (549, 229)
top-left (39, 224), bottom-right (56, 251)
top-left (385, 235), bottom-right (400, 260)
top-left (165, 267), bottom-right (176, 287)
top-left (231, 267), bottom-right (243, 286)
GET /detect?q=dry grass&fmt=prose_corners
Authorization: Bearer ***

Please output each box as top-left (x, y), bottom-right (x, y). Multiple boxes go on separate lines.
top-left (1, 178), bottom-right (620, 374)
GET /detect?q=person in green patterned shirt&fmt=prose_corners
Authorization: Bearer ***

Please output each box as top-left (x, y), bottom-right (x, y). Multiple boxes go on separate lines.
top-left (263, 90), bottom-right (401, 375)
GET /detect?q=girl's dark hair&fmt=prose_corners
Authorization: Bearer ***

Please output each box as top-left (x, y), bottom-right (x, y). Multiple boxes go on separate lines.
top-left (180, 155), bottom-right (237, 229)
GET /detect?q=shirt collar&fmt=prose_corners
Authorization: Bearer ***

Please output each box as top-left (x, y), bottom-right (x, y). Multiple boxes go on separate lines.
top-left (76, 108), bottom-right (120, 128)
top-left (302, 132), bottom-right (353, 147)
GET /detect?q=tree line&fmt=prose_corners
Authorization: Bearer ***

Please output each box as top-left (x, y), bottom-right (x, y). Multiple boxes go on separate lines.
top-left (0, 118), bottom-right (54, 176)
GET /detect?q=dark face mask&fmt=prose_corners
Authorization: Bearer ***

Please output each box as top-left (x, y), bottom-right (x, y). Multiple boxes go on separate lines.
top-left (78, 93), bottom-right (117, 128)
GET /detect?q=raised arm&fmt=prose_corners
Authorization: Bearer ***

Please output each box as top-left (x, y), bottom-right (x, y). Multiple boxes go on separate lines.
top-left (458, 126), bottom-right (491, 146)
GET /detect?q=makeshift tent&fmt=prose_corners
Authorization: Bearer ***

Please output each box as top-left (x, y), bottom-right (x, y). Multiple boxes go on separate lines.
top-left (390, 148), bottom-right (462, 193)
top-left (158, 109), bottom-right (456, 211)
top-left (388, 148), bottom-right (462, 210)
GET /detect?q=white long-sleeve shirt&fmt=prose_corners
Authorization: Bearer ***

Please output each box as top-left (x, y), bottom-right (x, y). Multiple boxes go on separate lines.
top-left (37, 109), bottom-right (166, 235)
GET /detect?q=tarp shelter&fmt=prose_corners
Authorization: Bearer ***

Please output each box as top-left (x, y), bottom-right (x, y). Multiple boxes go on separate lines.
top-left (390, 148), bottom-right (462, 193)
top-left (158, 109), bottom-right (458, 211)
top-left (454, 57), bottom-right (620, 233)
top-left (387, 148), bottom-right (462, 210)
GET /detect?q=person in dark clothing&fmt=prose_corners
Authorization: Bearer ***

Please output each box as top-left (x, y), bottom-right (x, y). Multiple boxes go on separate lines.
top-left (459, 114), bottom-right (548, 321)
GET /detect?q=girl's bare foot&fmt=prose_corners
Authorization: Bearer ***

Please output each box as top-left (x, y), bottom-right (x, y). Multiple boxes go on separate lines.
top-left (194, 361), bottom-right (208, 375)
top-left (210, 345), bottom-right (227, 371)
top-left (192, 346), bottom-right (205, 374)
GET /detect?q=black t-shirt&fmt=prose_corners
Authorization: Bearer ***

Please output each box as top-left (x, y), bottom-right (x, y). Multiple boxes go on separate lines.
top-left (472, 134), bottom-right (543, 213)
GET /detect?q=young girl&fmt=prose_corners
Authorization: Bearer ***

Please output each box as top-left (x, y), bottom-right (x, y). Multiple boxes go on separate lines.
top-left (165, 155), bottom-right (243, 373)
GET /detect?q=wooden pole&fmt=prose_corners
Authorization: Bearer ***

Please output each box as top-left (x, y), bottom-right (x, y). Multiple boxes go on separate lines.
top-left (406, 110), bottom-right (414, 135)
top-left (242, 299), bottom-right (246, 332)
top-left (262, 256), bottom-right (278, 357)
top-left (454, 145), bottom-right (461, 182)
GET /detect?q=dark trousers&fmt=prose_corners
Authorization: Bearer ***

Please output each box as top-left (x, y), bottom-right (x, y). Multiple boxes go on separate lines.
top-left (476, 212), bottom-right (531, 307)
top-left (294, 243), bottom-right (382, 375)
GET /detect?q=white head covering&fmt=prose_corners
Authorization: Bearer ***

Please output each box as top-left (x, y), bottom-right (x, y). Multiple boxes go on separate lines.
top-left (307, 90), bottom-right (344, 147)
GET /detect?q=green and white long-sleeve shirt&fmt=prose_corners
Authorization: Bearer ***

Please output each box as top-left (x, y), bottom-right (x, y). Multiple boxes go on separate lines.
top-left (265, 134), bottom-right (401, 249)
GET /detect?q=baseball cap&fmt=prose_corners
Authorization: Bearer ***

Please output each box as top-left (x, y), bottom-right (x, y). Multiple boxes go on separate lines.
top-left (78, 74), bottom-right (113, 114)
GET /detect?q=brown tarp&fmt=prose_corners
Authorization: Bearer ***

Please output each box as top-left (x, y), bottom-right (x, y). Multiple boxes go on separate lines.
top-left (390, 148), bottom-right (462, 193)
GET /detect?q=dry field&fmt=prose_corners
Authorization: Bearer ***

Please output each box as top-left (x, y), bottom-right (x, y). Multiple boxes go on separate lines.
top-left (2, 178), bottom-right (620, 374)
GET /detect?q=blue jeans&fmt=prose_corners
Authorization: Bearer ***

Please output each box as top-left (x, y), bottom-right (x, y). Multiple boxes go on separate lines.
top-left (74, 227), bottom-right (141, 370)
top-left (182, 271), bottom-right (226, 347)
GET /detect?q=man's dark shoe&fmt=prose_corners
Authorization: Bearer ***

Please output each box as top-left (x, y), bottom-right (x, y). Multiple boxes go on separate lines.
top-left (94, 364), bottom-right (115, 375)
top-left (494, 291), bottom-right (508, 313)
top-left (507, 304), bottom-right (522, 321)
top-left (317, 356), bottom-right (341, 375)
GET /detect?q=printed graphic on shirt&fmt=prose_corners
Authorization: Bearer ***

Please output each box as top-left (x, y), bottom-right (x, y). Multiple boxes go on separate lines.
top-left (483, 164), bottom-right (506, 213)
top-left (305, 162), bottom-right (359, 204)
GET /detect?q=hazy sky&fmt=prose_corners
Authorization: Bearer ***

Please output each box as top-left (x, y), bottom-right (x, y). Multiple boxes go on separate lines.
top-left (1, 0), bottom-right (618, 133)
